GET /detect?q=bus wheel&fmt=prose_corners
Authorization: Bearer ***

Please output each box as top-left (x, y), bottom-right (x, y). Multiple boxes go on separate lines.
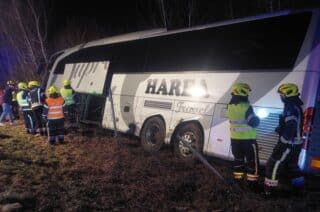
top-left (141, 117), bottom-right (165, 153)
top-left (174, 123), bottom-right (203, 162)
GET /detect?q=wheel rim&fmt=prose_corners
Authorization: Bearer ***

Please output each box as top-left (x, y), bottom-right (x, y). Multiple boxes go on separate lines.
top-left (146, 124), bottom-right (160, 146)
top-left (178, 132), bottom-right (196, 157)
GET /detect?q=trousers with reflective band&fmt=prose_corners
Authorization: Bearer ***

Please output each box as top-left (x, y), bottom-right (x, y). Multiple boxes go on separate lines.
top-left (227, 103), bottom-right (256, 139)
top-left (60, 88), bottom-right (74, 106)
top-left (45, 97), bottom-right (64, 120)
top-left (231, 139), bottom-right (259, 180)
top-left (265, 142), bottom-right (302, 187)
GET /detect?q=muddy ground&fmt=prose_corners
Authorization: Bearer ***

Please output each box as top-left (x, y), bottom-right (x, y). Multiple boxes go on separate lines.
top-left (0, 121), bottom-right (319, 211)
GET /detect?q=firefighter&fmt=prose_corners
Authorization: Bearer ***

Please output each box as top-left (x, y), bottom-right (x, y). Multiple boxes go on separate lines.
top-left (60, 80), bottom-right (77, 132)
top-left (29, 81), bottom-right (46, 136)
top-left (17, 82), bottom-right (35, 134)
top-left (264, 83), bottom-right (304, 196)
top-left (0, 85), bottom-right (4, 115)
top-left (43, 86), bottom-right (65, 145)
top-left (0, 81), bottom-right (16, 126)
top-left (12, 89), bottom-right (20, 120)
top-left (226, 83), bottom-right (260, 185)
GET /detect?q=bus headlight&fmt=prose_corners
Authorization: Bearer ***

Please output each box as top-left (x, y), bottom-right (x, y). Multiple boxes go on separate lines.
top-left (256, 108), bottom-right (269, 119)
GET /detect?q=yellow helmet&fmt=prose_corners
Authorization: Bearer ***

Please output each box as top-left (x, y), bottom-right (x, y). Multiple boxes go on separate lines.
top-left (18, 82), bottom-right (28, 90)
top-left (28, 81), bottom-right (40, 88)
top-left (231, 83), bottom-right (251, 96)
top-left (278, 83), bottom-right (299, 97)
top-left (7, 80), bottom-right (15, 86)
top-left (63, 80), bottom-right (71, 86)
top-left (48, 85), bottom-right (59, 95)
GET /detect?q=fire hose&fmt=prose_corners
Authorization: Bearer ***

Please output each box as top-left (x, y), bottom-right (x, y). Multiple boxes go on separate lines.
top-left (178, 136), bottom-right (242, 192)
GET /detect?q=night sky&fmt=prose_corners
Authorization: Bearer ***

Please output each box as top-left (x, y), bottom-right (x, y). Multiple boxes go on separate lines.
top-left (50, 0), bottom-right (320, 32)
top-left (49, 0), bottom-right (320, 39)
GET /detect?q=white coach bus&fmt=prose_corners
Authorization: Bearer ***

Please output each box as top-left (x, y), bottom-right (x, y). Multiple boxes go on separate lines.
top-left (47, 9), bottom-right (320, 173)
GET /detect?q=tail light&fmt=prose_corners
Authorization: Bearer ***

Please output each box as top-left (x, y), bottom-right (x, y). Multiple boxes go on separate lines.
top-left (310, 157), bottom-right (320, 170)
top-left (302, 107), bottom-right (315, 150)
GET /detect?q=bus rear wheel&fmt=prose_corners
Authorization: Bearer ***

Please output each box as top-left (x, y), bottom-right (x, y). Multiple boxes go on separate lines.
top-left (141, 117), bottom-right (165, 153)
top-left (174, 123), bottom-right (203, 162)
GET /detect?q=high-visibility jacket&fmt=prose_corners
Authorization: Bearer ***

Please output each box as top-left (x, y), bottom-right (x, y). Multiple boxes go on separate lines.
top-left (44, 97), bottom-right (65, 120)
top-left (17, 90), bottom-right (31, 111)
top-left (60, 87), bottom-right (75, 105)
top-left (226, 102), bottom-right (257, 140)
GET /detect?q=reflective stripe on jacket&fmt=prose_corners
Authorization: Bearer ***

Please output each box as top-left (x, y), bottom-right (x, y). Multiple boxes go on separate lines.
top-left (226, 102), bottom-right (257, 140)
top-left (45, 97), bottom-right (65, 120)
top-left (60, 88), bottom-right (75, 105)
top-left (17, 90), bottom-right (31, 110)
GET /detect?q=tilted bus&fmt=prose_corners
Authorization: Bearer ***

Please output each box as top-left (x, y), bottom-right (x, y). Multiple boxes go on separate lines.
top-left (47, 9), bottom-right (320, 174)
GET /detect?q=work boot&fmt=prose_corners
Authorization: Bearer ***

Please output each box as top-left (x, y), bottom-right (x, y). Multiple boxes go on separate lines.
top-left (48, 136), bottom-right (56, 145)
top-left (58, 135), bottom-right (64, 144)
top-left (247, 180), bottom-right (262, 193)
top-left (264, 185), bottom-right (277, 198)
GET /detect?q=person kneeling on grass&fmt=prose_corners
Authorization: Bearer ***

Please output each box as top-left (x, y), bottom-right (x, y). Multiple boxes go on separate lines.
top-left (43, 86), bottom-right (65, 145)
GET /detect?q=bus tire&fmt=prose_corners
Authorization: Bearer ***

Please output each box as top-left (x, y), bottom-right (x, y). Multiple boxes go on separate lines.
top-left (140, 117), bottom-right (165, 153)
top-left (174, 123), bottom-right (203, 162)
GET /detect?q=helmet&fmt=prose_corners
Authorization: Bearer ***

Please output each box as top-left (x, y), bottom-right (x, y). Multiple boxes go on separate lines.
top-left (278, 83), bottom-right (299, 97)
top-left (231, 83), bottom-right (251, 96)
top-left (18, 82), bottom-right (28, 90)
top-left (48, 86), bottom-right (59, 95)
top-left (7, 80), bottom-right (15, 86)
top-left (63, 80), bottom-right (71, 86)
top-left (28, 81), bottom-right (40, 88)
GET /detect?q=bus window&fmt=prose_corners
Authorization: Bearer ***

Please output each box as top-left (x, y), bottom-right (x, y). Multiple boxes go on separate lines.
top-left (145, 12), bottom-right (311, 72)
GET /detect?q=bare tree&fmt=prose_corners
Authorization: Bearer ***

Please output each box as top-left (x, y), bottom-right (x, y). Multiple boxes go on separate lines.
top-left (27, 0), bottom-right (48, 64)
top-left (0, 0), bottom-right (51, 82)
top-left (159, 0), bottom-right (167, 28)
top-left (228, 0), bottom-right (234, 18)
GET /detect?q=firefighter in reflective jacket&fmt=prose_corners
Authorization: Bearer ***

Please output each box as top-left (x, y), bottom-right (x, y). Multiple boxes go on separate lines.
top-left (226, 83), bottom-right (260, 184)
top-left (29, 81), bottom-right (46, 136)
top-left (43, 86), bottom-right (65, 145)
top-left (17, 82), bottom-right (35, 134)
top-left (60, 80), bottom-right (77, 131)
top-left (264, 83), bottom-right (304, 196)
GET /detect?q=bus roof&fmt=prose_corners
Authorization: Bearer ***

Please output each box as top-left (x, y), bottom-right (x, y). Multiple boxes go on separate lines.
top-left (52, 8), bottom-right (318, 65)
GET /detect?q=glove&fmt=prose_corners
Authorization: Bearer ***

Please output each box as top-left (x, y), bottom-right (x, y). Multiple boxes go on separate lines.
top-left (275, 126), bottom-right (282, 134)
top-left (247, 116), bottom-right (260, 128)
top-left (42, 115), bottom-right (47, 122)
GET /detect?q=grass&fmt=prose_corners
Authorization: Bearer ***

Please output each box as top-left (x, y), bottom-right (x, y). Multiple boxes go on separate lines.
top-left (0, 121), bottom-right (319, 211)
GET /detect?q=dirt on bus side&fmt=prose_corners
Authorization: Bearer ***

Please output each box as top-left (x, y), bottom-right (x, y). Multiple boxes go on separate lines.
top-left (0, 121), bottom-right (319, 211)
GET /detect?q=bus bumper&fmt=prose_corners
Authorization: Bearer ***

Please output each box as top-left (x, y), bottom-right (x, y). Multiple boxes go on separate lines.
top-left (299, 149), bottom-right (320, 175)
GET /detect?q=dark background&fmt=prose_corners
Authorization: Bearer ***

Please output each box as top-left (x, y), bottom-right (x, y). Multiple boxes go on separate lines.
top-left (1, 0), bottom-right (320, 83)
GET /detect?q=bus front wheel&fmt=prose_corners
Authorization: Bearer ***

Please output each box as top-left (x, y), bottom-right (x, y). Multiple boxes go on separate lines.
top-left (174, 123), bottom-right (203, 162)
top-left (140, 117), bottom-right (165, 153)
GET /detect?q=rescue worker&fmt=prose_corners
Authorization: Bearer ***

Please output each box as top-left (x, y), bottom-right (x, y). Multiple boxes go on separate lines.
top-left (29, 80), bottom-right (46, 136)
top-left (17, 82), bottom-right (35, 134)
top-left (0, 81), bottom-right (16, 126)
top-left (60, 80), bottom-right (77, 132)
top-left (226, 83), bottom-right (260, 185)
top-left (264, 83), bottom-right (304, 196)
top-left (12, 89), bottom-right (20, 120)
top-left (43, 86), bottom-right (65, 145)
top-left (0, 85), bottom-right (4, 115)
